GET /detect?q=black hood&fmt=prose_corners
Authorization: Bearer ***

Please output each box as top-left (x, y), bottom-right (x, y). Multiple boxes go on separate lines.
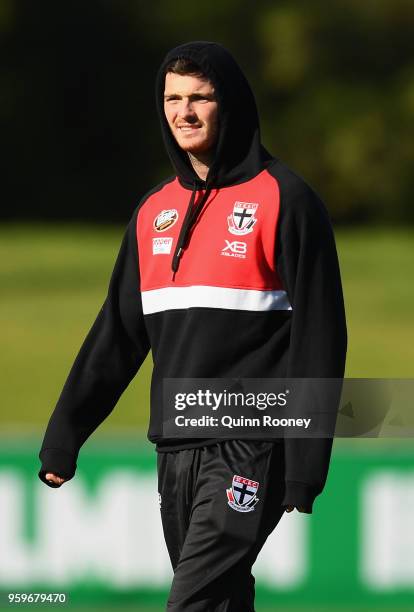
top-left (155, 41), bottom-right (273, 189)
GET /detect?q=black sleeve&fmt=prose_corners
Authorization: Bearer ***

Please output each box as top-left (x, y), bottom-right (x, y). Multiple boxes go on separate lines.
top-left (38, 208), bottom-right (150, 487)
top-left (271, 162), bottom-right (347, 513)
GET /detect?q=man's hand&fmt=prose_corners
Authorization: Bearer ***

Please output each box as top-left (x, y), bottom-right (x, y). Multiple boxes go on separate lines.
top-left (284, 505), bottom-right (307, 513)
top-left (45, 472), bottom-right (66, 486)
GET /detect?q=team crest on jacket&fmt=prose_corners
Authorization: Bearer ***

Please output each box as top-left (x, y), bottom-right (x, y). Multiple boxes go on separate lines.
top-left (227, 202), bottom-right (258, 235)
top-left (226, 475), bottom-right (259, 512)
top-left (153, 209), bottom-right (178, 232)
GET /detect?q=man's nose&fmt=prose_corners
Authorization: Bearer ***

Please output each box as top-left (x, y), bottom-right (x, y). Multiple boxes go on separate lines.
top-left (177, 99), bottom-right (196, 119)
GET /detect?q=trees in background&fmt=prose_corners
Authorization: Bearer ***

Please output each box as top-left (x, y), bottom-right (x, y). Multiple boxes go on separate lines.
top-left (1, 0), bottom-right (413, 223)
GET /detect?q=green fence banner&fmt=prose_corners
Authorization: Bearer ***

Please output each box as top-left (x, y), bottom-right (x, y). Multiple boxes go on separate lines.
top-left (0, 438), bottom-right (413, 609)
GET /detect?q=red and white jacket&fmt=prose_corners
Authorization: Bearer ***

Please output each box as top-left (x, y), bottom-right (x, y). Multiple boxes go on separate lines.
top-left (39, 41), bottom-right (347, 513)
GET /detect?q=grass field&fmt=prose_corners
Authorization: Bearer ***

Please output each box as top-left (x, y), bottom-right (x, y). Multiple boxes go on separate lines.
top-left (1, 223), bottom-right (413, 608)
top-left (1, 223), bottom-right (413, 432)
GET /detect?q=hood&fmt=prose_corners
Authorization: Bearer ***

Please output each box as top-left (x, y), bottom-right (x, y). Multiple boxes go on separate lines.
top-left (155, 41), bottom-right (273, 189)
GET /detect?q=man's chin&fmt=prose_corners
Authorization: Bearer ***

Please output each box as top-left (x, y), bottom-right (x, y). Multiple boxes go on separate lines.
top-left (181, 143), bottom-right (213, 156)
top-left (178, 142), bottom-right (206, 153)
top-left (174, 136), bottom-right (216, 159)
top-left (173, 134), bottom-right (208, 151)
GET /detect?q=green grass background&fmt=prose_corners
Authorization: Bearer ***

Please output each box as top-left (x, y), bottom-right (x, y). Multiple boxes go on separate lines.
top-left (1, 224), bottom-right (413, 432)
top-left (1, 222), bottom-right (413, 610)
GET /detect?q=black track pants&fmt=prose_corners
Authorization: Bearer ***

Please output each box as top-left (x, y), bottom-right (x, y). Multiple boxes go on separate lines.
top-left (157, 440), bottom-right (286, 611)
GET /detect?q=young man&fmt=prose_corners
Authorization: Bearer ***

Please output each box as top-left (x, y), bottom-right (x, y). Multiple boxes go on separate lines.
top-left (39, 41), bottom-right (347, 610)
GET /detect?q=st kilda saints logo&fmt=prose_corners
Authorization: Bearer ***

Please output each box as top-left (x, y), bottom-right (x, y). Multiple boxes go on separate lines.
top-left (153, 209), bottom-right (178, 232)
top-left (227, 202), bottom-right (258, 235)
top-left (226, 475), bottom-right (259, 513)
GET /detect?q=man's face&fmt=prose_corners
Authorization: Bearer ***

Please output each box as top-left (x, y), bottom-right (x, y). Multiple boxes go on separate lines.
top-left (164, 72), bottom-right (219, 156)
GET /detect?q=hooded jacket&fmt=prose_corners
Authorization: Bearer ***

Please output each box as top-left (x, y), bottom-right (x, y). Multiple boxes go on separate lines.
top-left (38, 41), bottom-right (347, 513)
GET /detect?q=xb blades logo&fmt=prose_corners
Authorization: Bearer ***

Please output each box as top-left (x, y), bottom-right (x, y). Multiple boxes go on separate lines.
top-left (221, 240), bottom-right (247, 259)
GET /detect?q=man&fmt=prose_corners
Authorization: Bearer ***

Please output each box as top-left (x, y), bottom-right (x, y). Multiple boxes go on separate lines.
top-left (39, 41), bottom-right (347, 610)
